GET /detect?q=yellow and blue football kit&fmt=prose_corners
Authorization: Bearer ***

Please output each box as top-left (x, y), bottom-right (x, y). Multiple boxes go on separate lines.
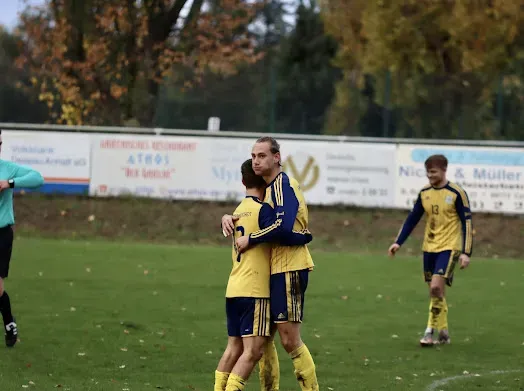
top-left (225, 196), bottom-right (312, 337)
top-left (248, 172), bottom-right (314, 323)
top-left (395, 181), bottom-right (473, 286)
top-left (247, 174), bottom-right (320, 391)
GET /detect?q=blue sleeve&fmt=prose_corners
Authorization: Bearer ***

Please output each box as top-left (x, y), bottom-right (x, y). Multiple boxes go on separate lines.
top-left (395, 192), bottom-right (424, 246)
top-left (455, 190), bottom-right (473, 256)
top-left (258, 203), bottom-right (312, 246)
top-left (258, 203), bottom-right (276, 229)
top-left (249, 174), bottom-right (300, 245)
top-left (6, 161), bottom-right (44, 188)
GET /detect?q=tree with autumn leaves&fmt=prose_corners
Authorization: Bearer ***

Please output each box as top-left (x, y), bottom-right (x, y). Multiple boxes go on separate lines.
top-left (321, 0), bottom-right (524, 139)
top-left (9, 0), bottom-right (524, 139)
top-left (15, 0), bottom-right (261, 126)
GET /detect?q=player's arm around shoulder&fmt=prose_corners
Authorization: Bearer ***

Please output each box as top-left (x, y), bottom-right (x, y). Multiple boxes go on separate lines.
top-left (0, 160), bottom-right (44, 191)
top-left (244, 175), bottom-right (300, 247)
top-left (257, 202), bottom-right (312, 246)
top-left (235, 201), bottom-right (312, 253)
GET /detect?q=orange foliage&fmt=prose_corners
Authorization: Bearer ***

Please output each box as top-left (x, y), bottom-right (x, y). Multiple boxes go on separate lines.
top-left (15, 0), bottom-right (262, 125)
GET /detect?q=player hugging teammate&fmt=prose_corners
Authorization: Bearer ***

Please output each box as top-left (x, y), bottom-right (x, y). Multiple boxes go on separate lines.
top-left (215, 137), bottom-right (319, 391)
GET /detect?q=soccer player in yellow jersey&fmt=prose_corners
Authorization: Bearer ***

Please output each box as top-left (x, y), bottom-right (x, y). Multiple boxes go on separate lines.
top-left (388, 154), bottom-right (473, 347)
top-left (214, 159), bottom-right (313, 391)
top-left (225, 137), bottom-right (319, 391)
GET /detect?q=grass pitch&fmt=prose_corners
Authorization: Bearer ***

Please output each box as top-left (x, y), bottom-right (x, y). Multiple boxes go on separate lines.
top-left (0, 237), bottom-right (523, 390)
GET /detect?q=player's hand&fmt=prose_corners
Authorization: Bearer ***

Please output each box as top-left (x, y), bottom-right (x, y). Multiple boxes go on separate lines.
top-left (235, 236), bottom-right (250, 253)
top-left (388, 243), bottom-right (400, 257)
top-left (459, 254), bottom-right (470, 269)
top-left (0, 180), bottom-right (10, 191)
top-left (304, 232), bottom-right (313, 244)
top-left (221, 214), bottom-right (238, 237)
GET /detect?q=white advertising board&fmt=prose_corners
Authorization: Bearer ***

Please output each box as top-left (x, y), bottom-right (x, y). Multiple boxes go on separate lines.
top-left (89, 134), bottom-right (397, 207)
top-left (396, 144), bottom-right (524, 214)
top-left (278, 140), bottom-right (396, 207)
top-left (5, 128), bottom-right (521, 215)
top-left (1, 130), bottom-right (90, 193)
top-left (89, 134), bottom-right (255, 200)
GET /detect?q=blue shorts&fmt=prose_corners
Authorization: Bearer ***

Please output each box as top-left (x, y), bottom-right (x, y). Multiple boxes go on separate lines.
top-left (226, 297), bottom-right (271, 337)
top-left (270, 269), bottom-right (309, 323)
top-left (423, 250), bottom-right (460, 287)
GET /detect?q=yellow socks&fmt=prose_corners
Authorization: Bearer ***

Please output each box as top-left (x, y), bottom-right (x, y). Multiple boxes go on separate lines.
top-left (225, 373), bottom-right (247, 391)
top-left (438, 297), bottom-right (448, 331)
top-left (289, 344), bottom-right (319, 391)
top-left (427, 296), bottom-right (444, 330)
top-left (214, 370), bottom-right (230, 391)
top-left (259, 340), bottom-right (280, 390)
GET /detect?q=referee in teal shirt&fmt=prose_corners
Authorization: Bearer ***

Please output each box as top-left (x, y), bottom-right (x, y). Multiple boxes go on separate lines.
top-left (0, 132), bottom-right (44, 347)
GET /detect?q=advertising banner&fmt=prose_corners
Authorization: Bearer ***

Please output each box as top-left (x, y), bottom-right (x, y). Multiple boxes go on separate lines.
top-left (89, 135), bottom-right (397, 207)
top-left (396, 144), bottom-right (524, 214)
top-left (279, 140), bottom-right (396, 207)
top-left (5, 129), bottom-right (521, 215)
top-left (89, 134), bottom-right (254, 201)
top-left (1, 130), bottom-right (90, 194)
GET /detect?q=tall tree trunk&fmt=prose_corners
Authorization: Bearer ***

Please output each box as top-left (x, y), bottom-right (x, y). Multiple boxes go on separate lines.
top-left (124, 0), bottom-right (139, 121)
top-left (140, 0), bottom-right (203, 126)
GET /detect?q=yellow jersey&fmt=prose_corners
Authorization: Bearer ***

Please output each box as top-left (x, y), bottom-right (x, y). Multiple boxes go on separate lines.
top-left (395, 181), bottom-right (473, 255)
top-left (248, 172), bottom-right (315, 274)
top-left (226, 196), bottom-right (313, 297)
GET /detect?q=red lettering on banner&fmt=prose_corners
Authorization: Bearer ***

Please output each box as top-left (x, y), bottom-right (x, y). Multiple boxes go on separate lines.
top-left (141, 168), bottom-right (175, 179)
top-left (152, 141), bottom-right (197, 151)
top-left (123, 167), bottom-right (139, 177)
top-left (99, 139), bottom-right (197, 151)
top-left (100, 140), bottom-right (150, 149)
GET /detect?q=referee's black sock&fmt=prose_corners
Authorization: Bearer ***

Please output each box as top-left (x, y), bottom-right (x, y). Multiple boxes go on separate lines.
top-left (0, 291), bottom-right (14, 326)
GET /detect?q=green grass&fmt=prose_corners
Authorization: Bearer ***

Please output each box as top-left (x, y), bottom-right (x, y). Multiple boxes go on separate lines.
top-left (0, 237), bottom-right (523, 390)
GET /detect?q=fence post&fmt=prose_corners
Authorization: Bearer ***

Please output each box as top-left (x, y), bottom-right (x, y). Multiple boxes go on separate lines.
top-left (496, 74), bottom-right (504, 137)
top-left (268, 61), bottom-right (277, 134)
top-left (383, 70), bottom-right (391, 137)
